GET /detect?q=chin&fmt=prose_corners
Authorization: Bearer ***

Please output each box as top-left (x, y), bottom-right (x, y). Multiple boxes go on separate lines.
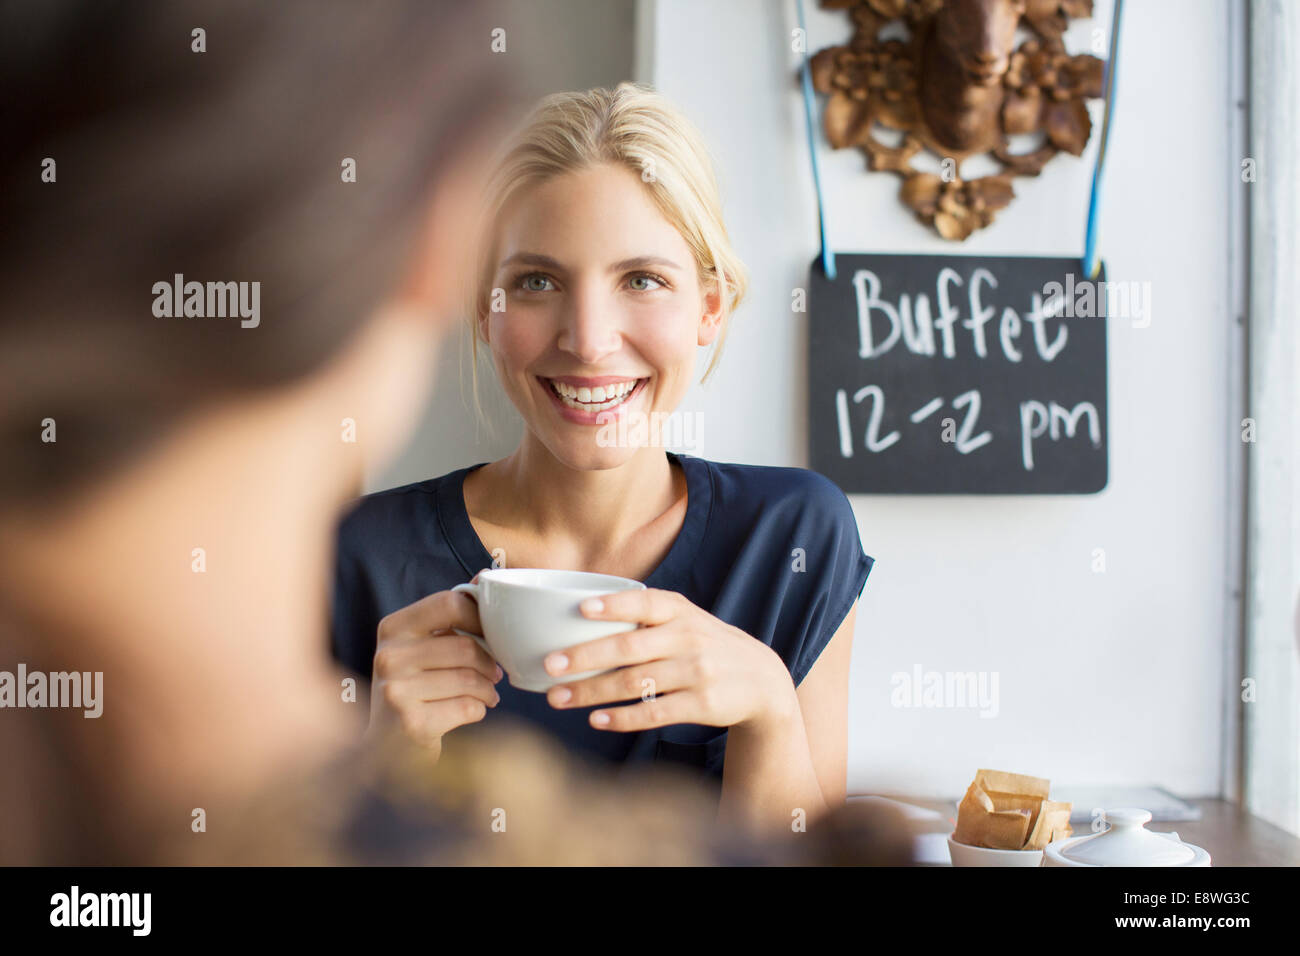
top-left (546, 437), bottom-right (642, 472)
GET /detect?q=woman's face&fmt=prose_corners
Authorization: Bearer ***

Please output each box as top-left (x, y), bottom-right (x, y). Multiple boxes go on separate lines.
top-left (485, 162), bottom-right (722, 470)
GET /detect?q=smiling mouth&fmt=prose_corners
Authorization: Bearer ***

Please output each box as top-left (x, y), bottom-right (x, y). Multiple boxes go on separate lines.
top-left (540, 377), bottom-right (648, 413)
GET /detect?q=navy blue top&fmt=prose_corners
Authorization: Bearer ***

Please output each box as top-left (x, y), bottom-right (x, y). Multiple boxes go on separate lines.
top-left (330, 452), bottom-right (874, 795)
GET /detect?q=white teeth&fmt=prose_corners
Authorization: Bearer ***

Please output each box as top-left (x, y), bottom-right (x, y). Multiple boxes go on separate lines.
top-left (548, 378), bottom-right (641, 412)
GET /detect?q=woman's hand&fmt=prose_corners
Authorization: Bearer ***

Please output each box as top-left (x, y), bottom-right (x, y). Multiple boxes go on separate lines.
top-left (543, 589), bottom-right (797, 733)
top-left (368, 589), bottom-right (503, 757)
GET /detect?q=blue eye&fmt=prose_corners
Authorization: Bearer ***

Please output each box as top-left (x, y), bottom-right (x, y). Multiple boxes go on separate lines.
top-left (628, 273), bottom-right (665, 291)
top-left (519, 274), bottom-right (553, 292)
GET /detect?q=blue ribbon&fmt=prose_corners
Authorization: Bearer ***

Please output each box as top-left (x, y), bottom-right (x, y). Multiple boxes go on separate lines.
top-left (1083, 0), bottom-right (1123, 279)
top-left (797, 0), bottom-right (836, 280)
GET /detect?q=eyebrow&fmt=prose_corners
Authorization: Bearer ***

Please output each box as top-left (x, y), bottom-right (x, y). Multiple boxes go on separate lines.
top-left (498, 253), bottom-right (685, 273)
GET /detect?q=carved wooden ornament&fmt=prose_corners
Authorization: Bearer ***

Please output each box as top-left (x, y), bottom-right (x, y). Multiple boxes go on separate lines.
top-left (810, 0), bottom-right (1104, 240)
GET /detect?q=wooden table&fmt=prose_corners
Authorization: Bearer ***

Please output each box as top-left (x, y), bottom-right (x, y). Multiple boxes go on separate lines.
top-left (866, 796), bottom-right (1300, 865)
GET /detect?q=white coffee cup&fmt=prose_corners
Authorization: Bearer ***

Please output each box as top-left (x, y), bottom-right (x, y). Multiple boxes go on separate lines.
top-left (452, 568), bottom-right (646, 693)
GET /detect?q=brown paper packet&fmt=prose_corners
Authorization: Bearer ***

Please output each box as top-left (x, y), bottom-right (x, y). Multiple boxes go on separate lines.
top-left (953, 770), bottom-right (1072, 851)
top-left (953, 782), bottom-right (1032, 849)
top-left (1022, 799), bottom-right (1073, 850)
top-left (975, 769), bottom-right (1052, 843)
top-left (975, 769), bottom-right (1050, 800)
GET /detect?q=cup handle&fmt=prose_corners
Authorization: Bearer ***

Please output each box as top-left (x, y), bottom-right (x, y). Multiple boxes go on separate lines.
top-left (450, 582), bottom-right (492, 656)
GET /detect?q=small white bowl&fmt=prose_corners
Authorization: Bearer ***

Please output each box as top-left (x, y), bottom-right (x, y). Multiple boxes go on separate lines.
top-left (947, 835), bottom-right (1044, 867)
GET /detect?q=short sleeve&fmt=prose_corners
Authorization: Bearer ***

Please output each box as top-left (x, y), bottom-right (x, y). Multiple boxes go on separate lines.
top-left (787, 474), bottom-right (873, 687)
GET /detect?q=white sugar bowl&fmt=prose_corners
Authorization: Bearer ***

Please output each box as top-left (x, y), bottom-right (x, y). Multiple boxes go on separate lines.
top-left (1042, 808), bottom-right (1211, 867)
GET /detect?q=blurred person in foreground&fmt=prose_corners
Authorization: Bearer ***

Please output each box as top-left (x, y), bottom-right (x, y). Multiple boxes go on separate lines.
top-left (0, 0), bottom-right (910, 866)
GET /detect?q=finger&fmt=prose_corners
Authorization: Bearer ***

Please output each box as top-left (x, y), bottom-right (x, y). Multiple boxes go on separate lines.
top-left (547, 658), bottom-right (694, 711)
top-left (398, 695), bottom-right (492, 742)
top-left (373, 632), bottom-right (500, 682)
top-left (576, 588), bottom-right (691, 628)
top-left (586, 690), bottom-right (696, 733)
top-left (544, 622), bottom-right (686, 678)
top-left (379, 669), bottom-right (501, 710)
top-left (377, 589), bottom-right (483, 643)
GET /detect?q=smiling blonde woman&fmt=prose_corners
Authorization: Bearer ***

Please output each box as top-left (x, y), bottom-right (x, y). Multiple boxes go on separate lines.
top-left (331, 82), bottom-right (874, 834)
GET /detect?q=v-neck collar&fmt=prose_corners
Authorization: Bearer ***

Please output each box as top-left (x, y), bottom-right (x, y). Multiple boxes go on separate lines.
top-left (436, 451), bottom-right (713, 591)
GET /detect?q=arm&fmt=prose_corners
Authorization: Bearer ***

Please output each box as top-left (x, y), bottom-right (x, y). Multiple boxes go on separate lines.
top-left (795, 601), bottom-right (855, 806)
top-left (718, 600), bottom-right (856, 833)
top-left (540, 587), bottom-right (861, 838)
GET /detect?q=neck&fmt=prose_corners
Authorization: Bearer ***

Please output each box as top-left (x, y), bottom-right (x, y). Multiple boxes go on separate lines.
top-left (484, 434), bottom-right (679, 553)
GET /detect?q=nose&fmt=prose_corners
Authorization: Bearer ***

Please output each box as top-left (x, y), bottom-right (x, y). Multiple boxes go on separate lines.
top-left (556, 286), bottom-right (622, 364)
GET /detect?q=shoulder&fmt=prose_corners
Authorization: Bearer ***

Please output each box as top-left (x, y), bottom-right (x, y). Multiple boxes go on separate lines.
top-left (335, 467), bottom-right (473, 555)
top-left (689, 455), bottom-right (857, 530)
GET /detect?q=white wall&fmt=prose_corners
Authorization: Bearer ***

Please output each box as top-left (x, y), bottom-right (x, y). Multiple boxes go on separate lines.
top-left (651, 0), bottom-right (1234, 799)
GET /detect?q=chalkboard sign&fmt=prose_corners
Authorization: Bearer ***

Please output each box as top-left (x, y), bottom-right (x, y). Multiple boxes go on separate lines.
top-left (809, 253), bottom-right (1108, 494)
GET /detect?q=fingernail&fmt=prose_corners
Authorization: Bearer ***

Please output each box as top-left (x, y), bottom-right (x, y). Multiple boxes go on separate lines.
top-left (492, 692), bottom-right (500, 706)
top-left (580, 598), bottom-right (603, 614)
top-left (546, 653), bottom-right (568, 675)
top-left (494, 664), bottom-right (503, 681)
top-left (591, 712), bottom-right (610, 726)
top-left (551, 687), bottom-right (572, 705)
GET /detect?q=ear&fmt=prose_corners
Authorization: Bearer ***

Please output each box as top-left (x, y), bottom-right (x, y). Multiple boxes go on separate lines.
top-left (697, 280), bottom-right (726, 347)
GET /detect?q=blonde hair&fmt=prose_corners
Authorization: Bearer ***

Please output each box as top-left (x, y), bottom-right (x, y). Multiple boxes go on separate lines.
top-left (464, 83), bottom-right (747, 419)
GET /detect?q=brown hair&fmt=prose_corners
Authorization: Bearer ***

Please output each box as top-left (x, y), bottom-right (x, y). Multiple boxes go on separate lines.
top-left (0, 0), bottom-right (518, 509)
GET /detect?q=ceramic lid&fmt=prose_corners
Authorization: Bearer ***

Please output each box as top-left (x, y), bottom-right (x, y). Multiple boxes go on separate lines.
top-left (1059, 808), bottom-right (1198, 866)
